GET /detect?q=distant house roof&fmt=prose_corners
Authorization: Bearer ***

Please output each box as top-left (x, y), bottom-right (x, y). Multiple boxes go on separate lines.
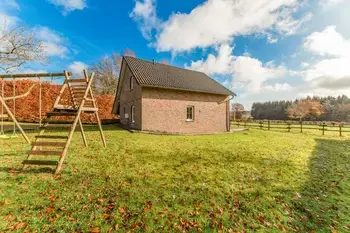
top-left (123, 56), bottom-right (236, 96)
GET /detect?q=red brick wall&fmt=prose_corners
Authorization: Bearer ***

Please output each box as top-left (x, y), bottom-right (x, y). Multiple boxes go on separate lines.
top-left (0, 80), bottom-right (116, 123)
top-left (119, 64), bottom-right (142, 130)
top-left (142, 87), bottom-right (229, 133)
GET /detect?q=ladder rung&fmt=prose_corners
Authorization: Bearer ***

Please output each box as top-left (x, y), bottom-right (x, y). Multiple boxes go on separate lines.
top-left (82, 107), bottom-right (98, 113)
top-left (36, 135), bottom-right (68, 139)
top-left (22, 160), bottom-right (58, 166)
top-left (32, 142), bottom-right (66, 147)
top-left (47, 112), bottom-right (77, 117)
top-left (55, 105), bottom-right (76, 110)
top-left (71, 87), bottom-right (87, 90)
top-left (71, 90), bottom-right (86, 93)
top-left (28, 150), bottom-right (63, 156)
top-left (0, 114), bottom-right (8, 118)
top-left (39, 125), bottom-right (71, 131)
top-left (53, 108), bottom-right (77, 113)
top-left (66, 79), bottom-right (87, 83)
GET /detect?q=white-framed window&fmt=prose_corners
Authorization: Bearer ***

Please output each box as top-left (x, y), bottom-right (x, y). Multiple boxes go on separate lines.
top-left (131, 106), bottom-right (135, 123)
top-left (186, 106), bottom-right (194, 121)
top-left (130, 76), bottom-right (134, 90)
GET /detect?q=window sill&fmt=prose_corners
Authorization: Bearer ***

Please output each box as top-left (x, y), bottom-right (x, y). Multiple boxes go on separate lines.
top-left (185, 119), bottom-right (194, 122)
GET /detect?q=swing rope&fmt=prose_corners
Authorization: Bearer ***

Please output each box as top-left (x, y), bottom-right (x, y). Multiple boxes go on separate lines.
top-left (0, 78), bottom-right (5, 135)
top-left (38, 75), bottom-right (42, 127)
top-left (11, 76), bottom-right (18, 138)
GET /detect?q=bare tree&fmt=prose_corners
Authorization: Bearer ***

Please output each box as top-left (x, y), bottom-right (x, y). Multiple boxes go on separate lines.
top-left (89, 54), bottom-right (120, 95)
top-left (89, 49), bottom-right (136, 95)
top-left (0, 23), bottom-right (46, 73)
top-left (231, 103), bottom-right (245, 121)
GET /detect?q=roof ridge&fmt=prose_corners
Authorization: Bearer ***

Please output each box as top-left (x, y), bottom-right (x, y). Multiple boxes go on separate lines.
top-left (123, 56), bottom-right (208, 76)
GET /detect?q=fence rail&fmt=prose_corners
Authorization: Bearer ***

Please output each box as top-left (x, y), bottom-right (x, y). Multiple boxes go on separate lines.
top-left (232, 120), bottom-right (350, 137)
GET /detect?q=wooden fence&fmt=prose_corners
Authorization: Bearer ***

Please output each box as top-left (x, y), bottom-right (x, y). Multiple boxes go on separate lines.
top-left (232, 120), bottom-right (350, 137)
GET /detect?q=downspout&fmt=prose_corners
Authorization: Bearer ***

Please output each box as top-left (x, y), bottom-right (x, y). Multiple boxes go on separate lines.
top-left (219, 96), bottom-right (235, 132)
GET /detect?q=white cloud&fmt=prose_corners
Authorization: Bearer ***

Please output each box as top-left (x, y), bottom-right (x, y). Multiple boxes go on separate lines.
top-left (0, 0), bottom-right (20, 11)
top-left (0, 12), bottom-right (18, 30)
top-left (300, 26), bottom-right (350, 95)
top-left (48, 0), bottom-right (87, 15)
top-left (131, 0), bottom-right (311, 53)
top-left (130, 0), bottom-right (159, 40)
top-left (34, 27), bottom-right (70, 58)
top-left (68, 61), bottom-right (87, 75)
top-left (320, 0), bottom-right (346, 7)
top-left (186, 44), bottom-right (290, 93)
top-left (42, 42), bottom-right (69, 58)
top-left (304, 25), bottom-right (350, 57)
top-left (263, 83), bottom-right (292, 92)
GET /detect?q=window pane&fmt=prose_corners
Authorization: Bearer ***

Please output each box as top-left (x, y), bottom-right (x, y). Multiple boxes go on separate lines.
top-left (187, 106), bottom-right (194, 120)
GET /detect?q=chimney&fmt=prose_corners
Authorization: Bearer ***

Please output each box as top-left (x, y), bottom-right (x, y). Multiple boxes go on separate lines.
top-left (152, 59), bottom-right (155, 65)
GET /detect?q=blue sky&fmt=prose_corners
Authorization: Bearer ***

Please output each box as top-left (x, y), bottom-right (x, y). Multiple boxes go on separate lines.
top-left (0, 0), bottom-right (349, 109)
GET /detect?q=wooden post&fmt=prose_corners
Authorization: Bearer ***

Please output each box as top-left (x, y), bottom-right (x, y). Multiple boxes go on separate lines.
top-left (300, 121), bottom-right (303, 133)
top-left (268, 120), bottom-right (270, 130)
top-left (84, 70), bottom-right (106, 147)
top-left (339, 123), bottom-right (343, 137)
top-left (237, 121), bottom-right (240, 128)
top-left (322, 123), bottom-right (326, 136)
top-left (287, 123), bottom-right (291, 132)
top-left (244, 121), bottom-right (247, 128)
top-left (259, 121), bottom-right (263, 130)
top-left (0, 96), bottom-right (30, 143)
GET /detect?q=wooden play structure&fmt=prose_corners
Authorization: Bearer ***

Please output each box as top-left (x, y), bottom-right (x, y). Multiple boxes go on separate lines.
top-left (0, 70), bottom-right (106, 174)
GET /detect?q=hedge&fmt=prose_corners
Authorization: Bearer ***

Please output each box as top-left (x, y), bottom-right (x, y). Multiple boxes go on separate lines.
top-left (0, 80), bottom-right (117, 123)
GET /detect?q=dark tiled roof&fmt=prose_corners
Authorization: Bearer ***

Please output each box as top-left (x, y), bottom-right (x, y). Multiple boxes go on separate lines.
top-left (124, 56), bottom-right (235, 96)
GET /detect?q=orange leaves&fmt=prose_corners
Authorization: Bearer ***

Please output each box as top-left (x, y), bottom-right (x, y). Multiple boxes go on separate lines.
top-left (0, 80), bottom-right (117, 123)
top-left (119, 206), bottom-right (127, 214)
top-left (143, 200), bottom-right (152, 213)
top-left (88, 227), bottom-right (100, 233)
top-left (11, 222), bottom-right (27, 230)
top-left (48, 195), bottom-right (59, 201)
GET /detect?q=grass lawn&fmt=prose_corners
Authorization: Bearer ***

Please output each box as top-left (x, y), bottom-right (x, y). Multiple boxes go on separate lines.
top-left (0, 126), bottom-right (350, 232)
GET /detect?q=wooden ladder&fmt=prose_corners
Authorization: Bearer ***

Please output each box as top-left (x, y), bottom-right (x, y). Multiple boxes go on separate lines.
top-left (22, 70), bottom-right (106, 174)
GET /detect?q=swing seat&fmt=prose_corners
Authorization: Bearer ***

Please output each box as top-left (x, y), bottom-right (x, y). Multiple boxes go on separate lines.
top-left (0, 134), bottom-right (10, 139)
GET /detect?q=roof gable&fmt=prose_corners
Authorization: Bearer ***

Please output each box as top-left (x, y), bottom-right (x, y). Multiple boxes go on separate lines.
top-left (123, 56), bottom-right (235, 96)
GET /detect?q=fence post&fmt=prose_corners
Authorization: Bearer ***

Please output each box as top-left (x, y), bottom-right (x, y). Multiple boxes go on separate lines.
top-left (244, 121), bottom-right (247, 128)
top-left (237, 121), bottom-right (240, 128)
top-left (287, 123), bottom-right (291, 132)
top-left (259, 121), bottom-right (263, 130)
top-left (300, 121), bottom-right (303, 133)
top-left (268, 120), bottom-right (270, 130)
top-left (322, 123), bottom-right (326, 136)
top-left (339, 123), bottom-right (343, 137)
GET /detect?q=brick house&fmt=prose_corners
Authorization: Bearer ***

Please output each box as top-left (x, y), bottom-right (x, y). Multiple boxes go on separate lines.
top-left (112, 56), bottom-right (236, 134)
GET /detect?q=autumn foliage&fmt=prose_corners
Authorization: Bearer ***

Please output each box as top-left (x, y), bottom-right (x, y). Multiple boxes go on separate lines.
top-left (0, 80), bottom-right (117, 123)
top-left (287, 100), bottom-right (324, 121)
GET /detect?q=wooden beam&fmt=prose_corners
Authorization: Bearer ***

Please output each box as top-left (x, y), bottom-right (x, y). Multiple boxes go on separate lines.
top-left (0, 96), bottom-right (30, 143)
top-left (3, 84), bottom-right (37, 101)
top-left (0, 72), bottom-right (72, 79)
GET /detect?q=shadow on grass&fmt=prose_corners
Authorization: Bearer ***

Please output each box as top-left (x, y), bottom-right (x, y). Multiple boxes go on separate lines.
top-left (0, 166), bottom-right (55, 174)
top-left (291, 138), bottom-right (350, 232)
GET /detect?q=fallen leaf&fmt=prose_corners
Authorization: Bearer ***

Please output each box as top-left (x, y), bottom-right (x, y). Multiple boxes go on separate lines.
top-left (88, 227), bottom-right (100, 233)
top-left (12, 222), bottom-right (27, 230)
top-left (114, 224), bottom-right (119, 230)
top-left (48, 195), bottom-right (59, 201)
